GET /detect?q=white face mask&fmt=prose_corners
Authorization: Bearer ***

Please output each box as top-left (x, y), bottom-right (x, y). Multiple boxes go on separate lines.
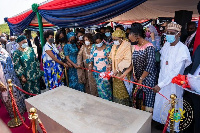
top-left (96, 42), bottom-right (103, 48)
top-left (113, 40), bottom-right (120, 45)
top-left (21, 43), bottom-right (28, 49)
top-left (85, 41), bottom-right (90, 46)
top-left (78, 36), bottom-right (83, 41)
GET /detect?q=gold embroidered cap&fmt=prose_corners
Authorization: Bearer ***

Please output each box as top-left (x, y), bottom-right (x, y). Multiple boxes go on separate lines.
top-left (166, 22), bottom-right (182, 32)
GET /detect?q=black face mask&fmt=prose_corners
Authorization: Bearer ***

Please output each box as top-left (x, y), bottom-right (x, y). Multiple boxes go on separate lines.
top-left (131, 41), bottom-right (138, 45)
top-left (70, 39), bottom-right (76, 44)
top-left (187, 31), bottom-right (195, 36)
top-left (59, 37), bottom-right (65, 43)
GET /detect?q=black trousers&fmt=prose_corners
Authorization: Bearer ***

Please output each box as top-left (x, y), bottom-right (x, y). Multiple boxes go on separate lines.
top-left (183, 91), bottom-right (200, 133)
top-left (37, 48), bottom-right (42, 62)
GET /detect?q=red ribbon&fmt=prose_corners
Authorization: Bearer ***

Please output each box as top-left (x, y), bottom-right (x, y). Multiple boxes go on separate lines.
top-left (79, 67), bottom-right (170, 101)
top-left (15, 85), bottom-right (37, 96)
top-left (9, 89), bottom-right (32, 129)
top-left (38, 120), bottom-right (47, 133)
top-left (14, 71), bottom-right (64, 96)
top-left (162, 113), bottom-right (170, 133)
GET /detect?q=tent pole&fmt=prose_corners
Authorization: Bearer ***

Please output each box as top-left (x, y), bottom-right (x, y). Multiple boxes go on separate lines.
top-left (32, 3), bottom-right (45, 48)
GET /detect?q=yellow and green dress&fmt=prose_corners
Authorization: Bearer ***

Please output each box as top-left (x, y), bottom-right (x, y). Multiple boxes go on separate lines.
top-left (109, 40), bottom-right (132, 106)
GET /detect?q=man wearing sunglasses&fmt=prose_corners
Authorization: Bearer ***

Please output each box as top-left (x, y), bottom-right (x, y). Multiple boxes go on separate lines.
top-left (152, 22), bottom-right (192, 127)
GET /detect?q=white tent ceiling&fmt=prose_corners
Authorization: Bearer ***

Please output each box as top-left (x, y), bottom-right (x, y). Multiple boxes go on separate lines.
top-left (109, 0), bottom-right (199, 22)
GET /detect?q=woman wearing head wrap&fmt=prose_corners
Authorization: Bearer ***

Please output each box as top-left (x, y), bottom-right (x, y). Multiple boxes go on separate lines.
top-left (0, 46), bottom-right (26, 118)
top-left (145, 25), bottom-right (161, 51)
top-left (124, 23), bottom-right (157, 112)
top-left (109, 29), bottom-right (132, 106)
top-left (87, 33), bottom-right (112, 101)
top-left (12, 35), bottom-right (43, 98)
top-left (42, 30), bottom-right (68, 90)
top-left (63, 32), bottom-right (85, 92)
top-left (77, 33), bottom-right (98, 96)
top-left (145, 25), bottom-right (161, 81)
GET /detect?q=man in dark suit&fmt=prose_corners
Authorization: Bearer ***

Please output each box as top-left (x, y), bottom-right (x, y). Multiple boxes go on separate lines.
top-left (34, 31), bottom-right (42, 62)
top-left (185, 22), bottom-right (197, 56)
top-left (183, 45), bottom-right (200, 133)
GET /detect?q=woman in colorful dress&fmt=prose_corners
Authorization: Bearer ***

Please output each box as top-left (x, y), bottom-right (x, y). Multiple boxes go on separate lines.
top-left (55, 30), bottom-right (67, 61)
top-left (42, 30), bottom-right (68, 90)
top-left (0, 46), bottom-right (26, 118)
top-left (64, 32), bottom-right (85, 92)
top-left (77, 33), bottom-right (97, 96)
top-left (125, 23), bottom-right (157, 112)
top-left (13, 36), bottom-right (43, 98)
top-left (109, 30), bottom-right (132, 106)
top-left (87, 33), bottom-right (112, 101)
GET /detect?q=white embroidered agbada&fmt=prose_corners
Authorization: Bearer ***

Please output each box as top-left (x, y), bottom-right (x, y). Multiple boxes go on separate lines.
top-left (153, 41), bottom-right (191, 123)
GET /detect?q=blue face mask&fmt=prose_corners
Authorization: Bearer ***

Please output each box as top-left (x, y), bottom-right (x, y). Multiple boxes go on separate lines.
top-left (96, 42), bottom-right (103, 48)
top-left (105, 32), bottom-right (111, 37)
top-left (21, 43), bottom-right (28, 49)
top-left (165, 32), bottom-right (179, 43)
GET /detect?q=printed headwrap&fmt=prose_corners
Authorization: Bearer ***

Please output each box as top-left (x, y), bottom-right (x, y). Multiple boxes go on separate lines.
top-left (67, 32), bottom-right (75, 40)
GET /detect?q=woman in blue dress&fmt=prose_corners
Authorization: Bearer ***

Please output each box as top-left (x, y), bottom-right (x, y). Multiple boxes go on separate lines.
top-left (0, 47), bottom-right (26, 118)
top-left (64, 32), bottom-right (85, 92)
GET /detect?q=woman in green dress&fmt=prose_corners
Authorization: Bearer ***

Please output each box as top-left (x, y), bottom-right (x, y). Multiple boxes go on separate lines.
top-left (13, 36), bottom-right (43, 98)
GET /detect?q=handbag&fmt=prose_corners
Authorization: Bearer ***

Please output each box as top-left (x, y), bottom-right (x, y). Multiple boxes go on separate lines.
top-left (155, 51), bottom-right (161, 63)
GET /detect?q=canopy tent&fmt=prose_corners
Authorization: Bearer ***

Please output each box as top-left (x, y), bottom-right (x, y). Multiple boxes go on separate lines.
top-left (4, 0), bottom-right (146, 34)
top-left (109, 0), bottom-right (199, 23)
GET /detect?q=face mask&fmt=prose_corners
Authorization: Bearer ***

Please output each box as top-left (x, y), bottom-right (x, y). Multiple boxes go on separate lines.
top-left (187, 31), bottom-right (195, 36)
top-left (96, 42), bottom-right (103, 47)
top-left (59, 37), bottom-right (65, 43)
top-left (145, 32), bottom-right (151, 38)
top-left (165, 32), bottom-right (179, 43)
top-left (49, 38), bottom-right (54, 44)
top-left (85, 41), bottom-right (90, 46)
top-left (113, 40), bottom-right (120, 45)
top-left (70, 39), bottom-right (76, 44)
top-left (166, 35), bottom-right (176, 43)
top-left (131, 41), bottom-right (138, 45)
top-left (78, 36), bottom-right (83, 41)
top-left (105, 32), bottom-right (111, 37)
top-left (21, 43), bottom-right (28, 49)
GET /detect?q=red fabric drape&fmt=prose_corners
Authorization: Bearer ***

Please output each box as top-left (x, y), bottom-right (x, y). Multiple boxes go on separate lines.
top-left (29, 23), bottom-right (55, 27)
top-left (111, 21), bottom-right (113, 28)
top-left (193, 15), bottom-right (200, 54)
top-left (7, 10), bottom-right (33, 24)
top-left (38, 0), bottom-right (99, 10)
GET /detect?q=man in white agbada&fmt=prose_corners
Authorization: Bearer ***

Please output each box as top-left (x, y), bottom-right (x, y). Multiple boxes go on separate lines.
top-left (152, 22), bottom-right (192, 125)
